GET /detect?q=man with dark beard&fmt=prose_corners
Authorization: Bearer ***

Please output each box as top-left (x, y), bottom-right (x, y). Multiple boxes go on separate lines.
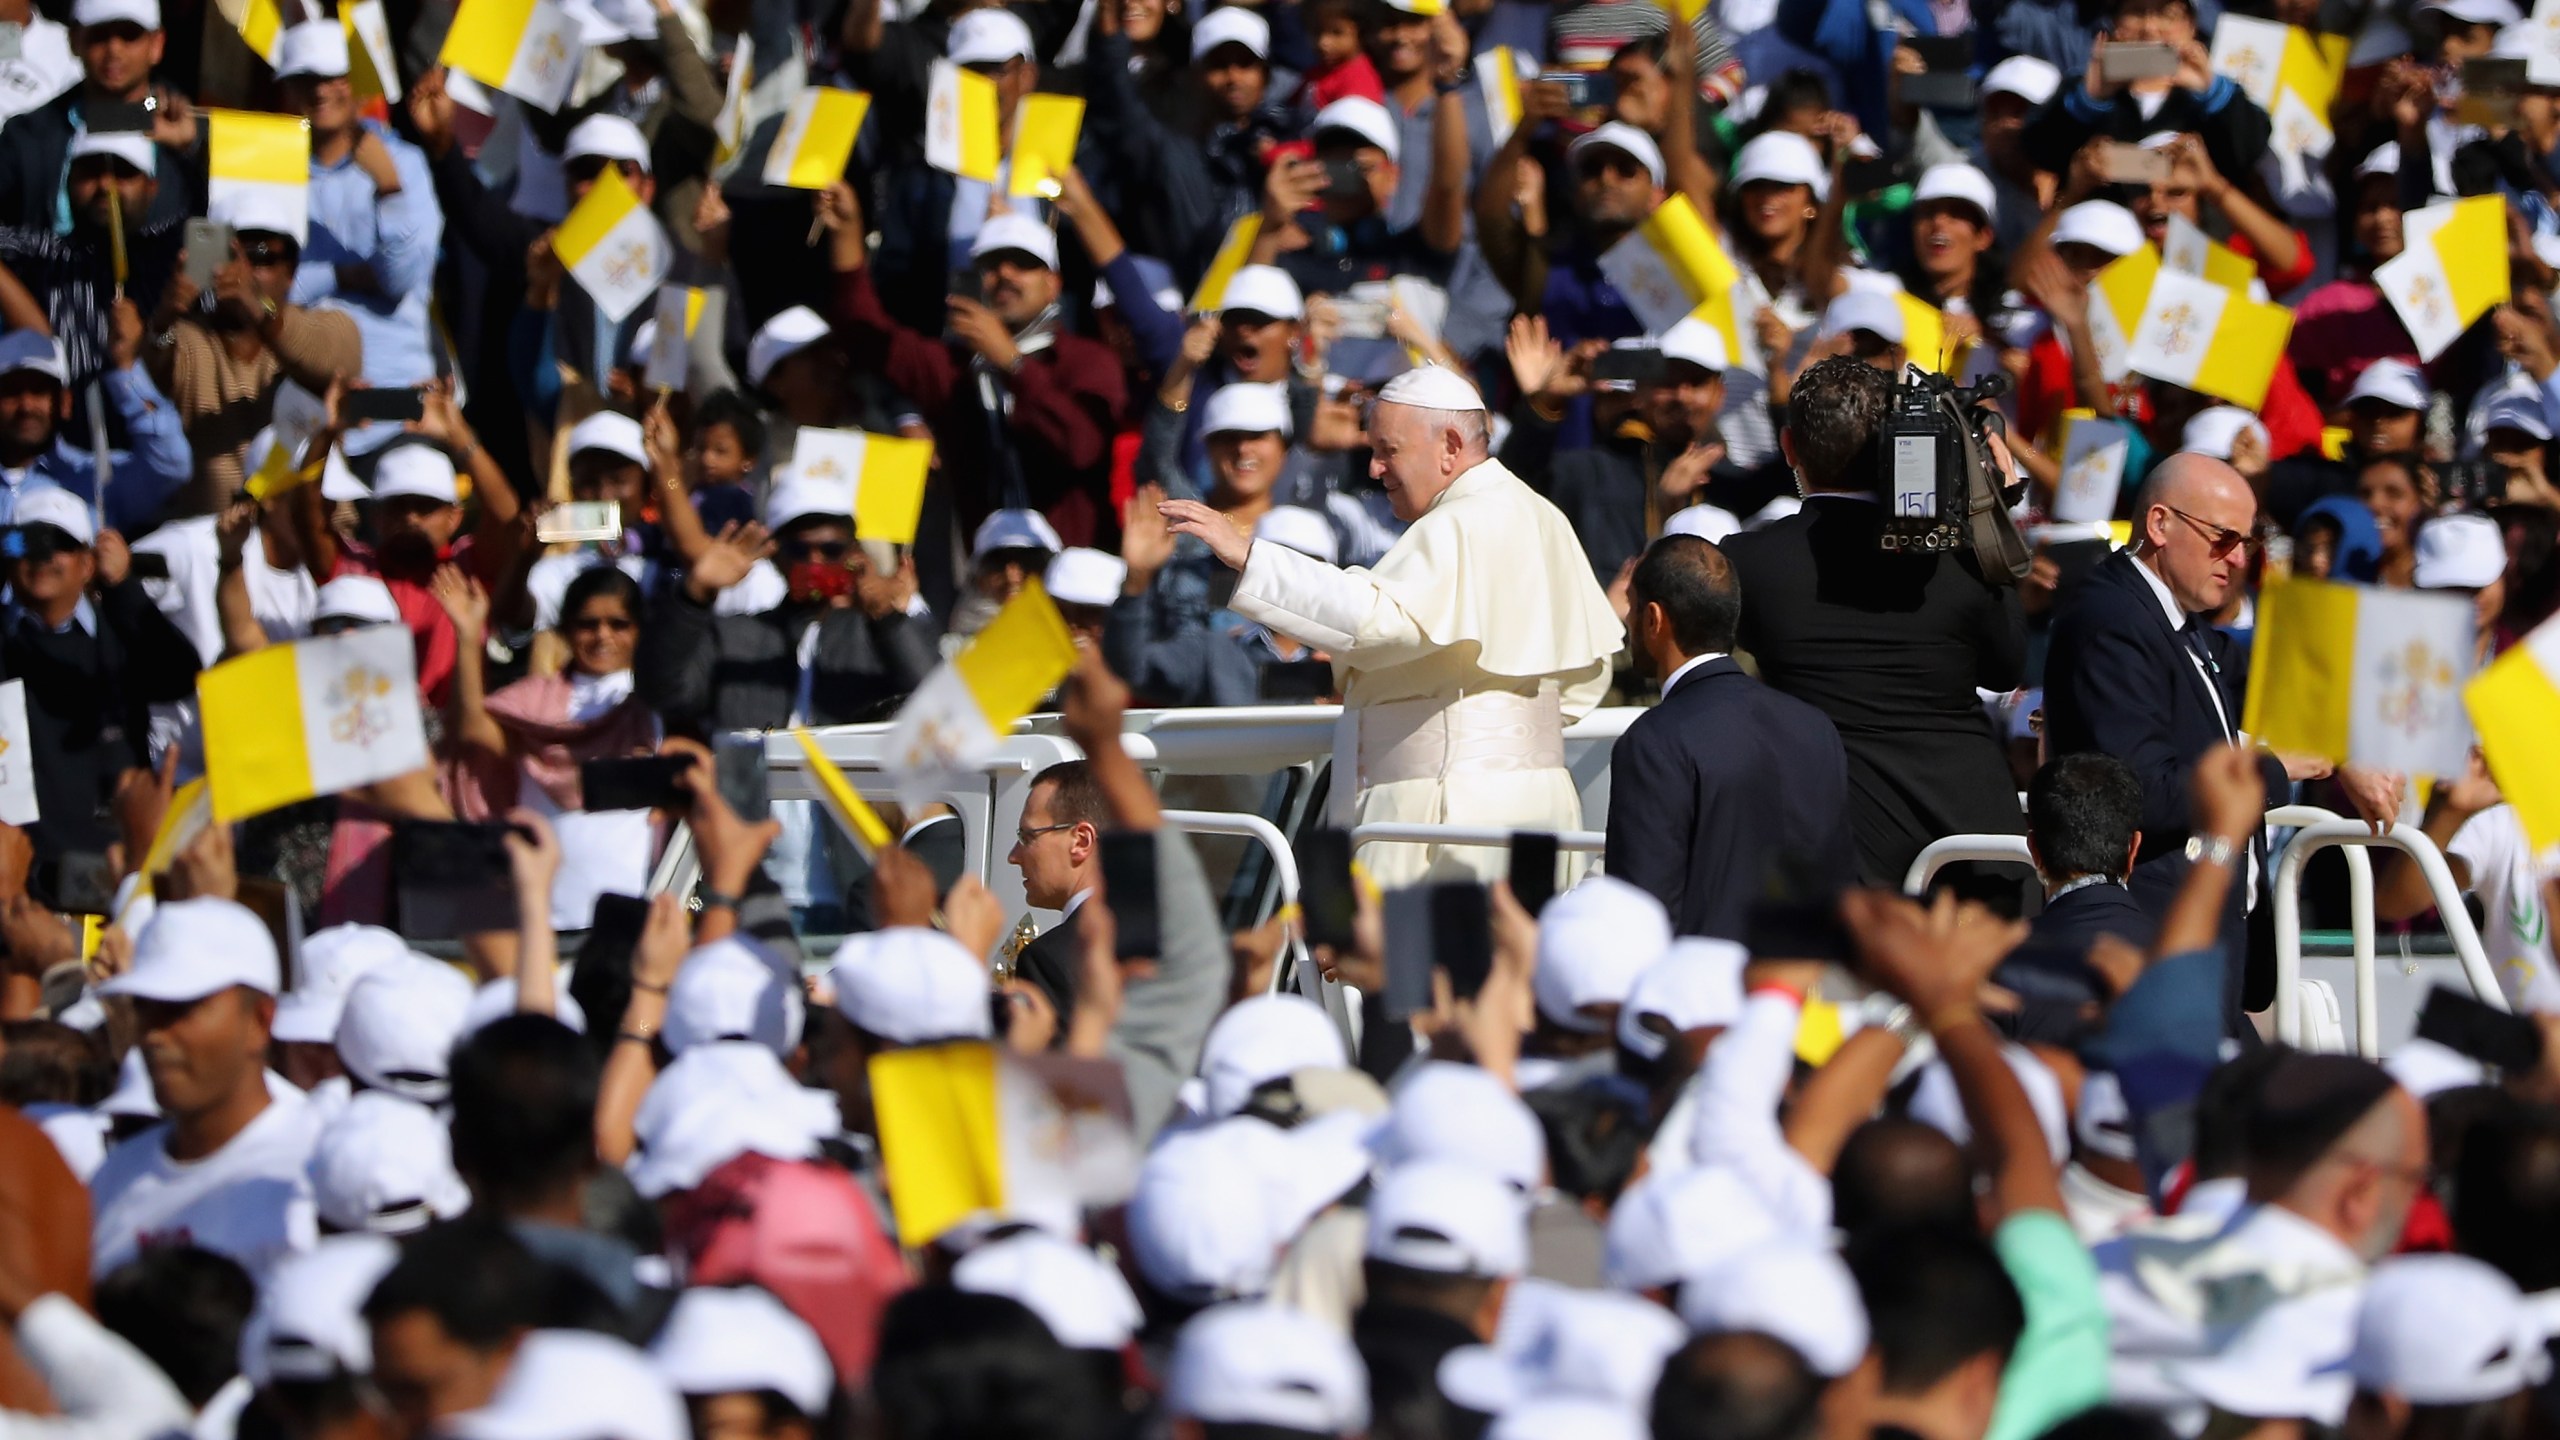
top-left (1602, 533), bottom-right (1852, 940)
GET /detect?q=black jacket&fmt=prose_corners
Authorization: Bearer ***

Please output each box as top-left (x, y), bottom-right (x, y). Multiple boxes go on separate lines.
top-left (635, 589), bottom-right (940, 734)
top-left (1722, 496), bottom-right (2030, 886)
top-left (1015, 904), bottom-right (1084, 1034)
top-left (0, 90), bottom-right (200, 234)
top-left (2020, 80), bottom-right (2274, 204)
top-left (1605, 657), bottom-right (1855, 940)
top-left (4, 579), bottom-right (201, 862)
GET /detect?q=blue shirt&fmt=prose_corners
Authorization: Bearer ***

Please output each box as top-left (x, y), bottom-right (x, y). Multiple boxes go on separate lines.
top-left (0, 364), bottom-right (191, 534)
top-left (291, 121), bottom-right (443, 393)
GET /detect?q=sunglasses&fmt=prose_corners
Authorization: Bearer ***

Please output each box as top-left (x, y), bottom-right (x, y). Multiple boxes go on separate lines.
top-left (2165, 505), bottom-right (2261, 558)
top-left (242, 239), bottom-right (296, 267)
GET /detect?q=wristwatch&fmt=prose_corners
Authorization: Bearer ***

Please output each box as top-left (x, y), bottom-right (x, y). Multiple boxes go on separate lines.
top-left (2185, 833), bottom-right (2241, 868)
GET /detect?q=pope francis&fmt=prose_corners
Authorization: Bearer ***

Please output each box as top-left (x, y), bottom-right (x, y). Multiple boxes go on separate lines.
top-left (1161, 365), bottom-right (1622, 885)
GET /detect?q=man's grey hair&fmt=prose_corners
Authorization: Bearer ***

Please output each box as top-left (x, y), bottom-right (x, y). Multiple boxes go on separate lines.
top-left (1386, 404), bottom-right (1490, 457)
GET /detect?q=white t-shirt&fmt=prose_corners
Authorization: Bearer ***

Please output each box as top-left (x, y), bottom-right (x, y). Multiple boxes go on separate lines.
top-left (0, 19), bottom-right (78, 121)
top-left (135, 515), bottom-right (319, 667)
top-left (88, 1086), bottom-right (323, 1281)
top-left (2447, 804), bottom-right (2556, 1006)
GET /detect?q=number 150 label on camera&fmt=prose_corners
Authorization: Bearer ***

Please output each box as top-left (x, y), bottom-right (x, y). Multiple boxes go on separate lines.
top-left (1892, 435), bottom-right (1938, 518)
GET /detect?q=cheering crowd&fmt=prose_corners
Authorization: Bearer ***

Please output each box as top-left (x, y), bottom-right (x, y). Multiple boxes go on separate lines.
top-left (3, 0), bottom-right (2560, 1432)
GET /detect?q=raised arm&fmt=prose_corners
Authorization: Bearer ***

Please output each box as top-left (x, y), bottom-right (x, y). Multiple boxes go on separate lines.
top-left (1421, 86), bottom-right (1468, 257)
top-left (428, 566), bottom-right (509, 760)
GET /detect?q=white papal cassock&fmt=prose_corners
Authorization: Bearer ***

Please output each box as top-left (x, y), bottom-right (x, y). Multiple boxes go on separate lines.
top-left (1228, 457), bottom-right (1624, 886)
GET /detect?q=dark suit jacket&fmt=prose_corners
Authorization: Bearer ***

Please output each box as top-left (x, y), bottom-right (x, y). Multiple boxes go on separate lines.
top-left (1605, 657), bottom-right (1856, 940)
top-left (1015, 904), bottom-right (1086, 1034)
top-left (1722, 497), bottom-right (2030, 886)
top-left (1995, 879), bottom-right (2159, 1046)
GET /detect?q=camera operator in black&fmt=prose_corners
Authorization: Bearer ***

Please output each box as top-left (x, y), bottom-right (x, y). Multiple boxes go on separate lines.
top-left (1722, 356), bottom-right (2032, 895)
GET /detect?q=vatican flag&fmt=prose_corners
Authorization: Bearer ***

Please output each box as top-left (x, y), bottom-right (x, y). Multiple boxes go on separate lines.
top-left (792, 729), bottom-right (892, 859)
top-left (2520, 0), bottom-right (2560, 85)
top-left (2162, 212), bottom-right (2257, 291)
top-left (868, 1041), bottom-right (1141, 1247)
top-left (1479, 47), bottom-right (1526, 148)
top-left (200, 625), bottom-right (431, 822)
top-left (216, 0), bottom-right (284, 67)
top-left (880, 581), bottom-right (1076, 806)
top-left (2083, 243), bottom-right (2159, 385)
top-left (554, 165), bottom-right (669, 323)
top-left (2210, 16), bottom-right (2340, 157)
top-left (2052, 411), bottom-right (2132, 523)
top-left (762, 87), bottom-right (869, 189)
top-left (926, 59), bottom-right (1001, 182)
top-left (207, 110), bottom-right (310, 245)
top-left (1188, 214), bottom-right (1262, 312)
top-left (2374, 195), bottom-right (2509, 361)
top-left (1007, 93), bottom-right (1084, 197)
top-left (438, 0), bottom-right (582, 112)
top-left (1598, 194), bottom-right (1752, 371)
top-left (2124, 268), bottom-right (2292, 409)
top-left (2245, 576), bottom-right (2478, 781)
top-left (345, 0), bottom-right (401, 104)
top-left (789, 427), bottom-right (934, 545)
top-left (2465, 614), bottom-right (2560, 856)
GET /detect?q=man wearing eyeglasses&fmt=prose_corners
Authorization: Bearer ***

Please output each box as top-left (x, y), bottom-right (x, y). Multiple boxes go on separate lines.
top-left (2045, 453), bottom-right (2401, 1039)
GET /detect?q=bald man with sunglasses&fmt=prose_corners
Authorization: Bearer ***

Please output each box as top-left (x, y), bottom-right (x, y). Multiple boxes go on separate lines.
top-left (2044, 454), bottom-right (2400, 1040)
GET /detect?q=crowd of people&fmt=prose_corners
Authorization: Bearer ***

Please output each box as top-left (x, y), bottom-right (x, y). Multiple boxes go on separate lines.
top-left (1, 0), bottom-right (2559, 1430)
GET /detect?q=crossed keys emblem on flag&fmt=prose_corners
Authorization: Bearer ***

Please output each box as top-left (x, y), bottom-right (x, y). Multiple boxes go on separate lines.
top-left (2224, 44), bottom-right (2268, 93)
top-left (2377, 638), bottom-right (2460, 738)
top-left (2401, 273), bottom-right (2448, 326)
top-left (898, 716), bottom-right (965, 770)
top-left (2157, 302), bottom-right (2201, 357)
top-left (327, 663), bottom-right (399, 747)
top-left (602, 241), bottom-right (656, 288)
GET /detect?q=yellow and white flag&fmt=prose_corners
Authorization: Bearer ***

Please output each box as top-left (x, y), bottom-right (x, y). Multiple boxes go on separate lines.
top-left (790, 427), bottom-right (934, 545)
top-left (713, 38), bottom-right (754, 170)
top-left (643, 284), bottom-right (708, 391)
top-left (2465, 614), bottom-right (2560, 856)
top-left (438, 0), bottom-right (583, 113)
top-left (792, 729), bottom-right (892, 858)
top-left (926, 58), bottom-right (1001, 182)
top-left (1007, 92), bottom-right (1083, 197)
top-left (207, 110), bottom-right (310, 245)
top-left (0, 681), bottom-right (35, 826)
top-left (1188, 214), bottom-right (1262, 312)
top-left (217, 0), bottom-right (284, 67)
top-left (762, 86), bottom-right (869, 189)
top-left (2522, 0), bottom-right (2560, 86)
top-left (554, 164), bottom-right (670, 323)
top-left (1897, 292), bottom-right (1953, 374)
top-left (2052, 410), bottom-right (2133, 523)
top-left (345, 0), bottom-right (402, 104)
top-left (2210, 16), bottom-right (2340, 158)
top-left (880, 580), bottom-right (1076, 806)
top-left (2244, 576), bottom-right (2478, 781)
top-left (2374, 194), bottom-right (2509, 361)
top-left (1597, 194), bottom-right (1750, 369)
top-left (2084, 243), bottom-right (2159, 385)
top-left (869, 1041), bottom-right (1138, 1247)
top-left (2161, 212), bottom-right (2258, 291)
top-left (200, 625), bottom-right (431, 822)
top-left (1479, 47), bottom-right (1526, 148)
top-left (2124, 268), bottom-right (2293, 410)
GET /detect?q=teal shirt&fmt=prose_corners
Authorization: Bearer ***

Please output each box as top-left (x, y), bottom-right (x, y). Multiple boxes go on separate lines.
top-left (1986, 1209), bottom-right (2112, 1440)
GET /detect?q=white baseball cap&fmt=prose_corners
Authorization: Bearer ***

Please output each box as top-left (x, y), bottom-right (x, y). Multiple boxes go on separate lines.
top-left (2418, 0), bottom-right (2520, 22)
top-left (1438, 1285), bottom-right (1687, 1415)
top-left (1254, 505), bottom-right (1337, 562)
top-left (627, 1042), bottom-right (841, 1198)
top-left (11, 486), bottom-right (94, 546)
top-left (1045, 547), bottom-right (1126, 608)
top-left (953, 1232), bottom-right (1145, 1350)
top-left (1190, 6), bottom-right (1269, 61)
top-left (1167, 1302), bottom-right (1370, 1435)
top-left (275, 925), bottom-right (411, 1045)
top-left (946, 7), bottom-right (1035, 64)
top-left (1615, 937), bottom-right (1747, 1062)
top-left (762, 465), bottom-right (852, 534)
top-left (274, 19), bottom-right (349, 78)
top-left (238, 1234), bottom-right (400, 1387)
top-left (1377, 362), bottom-right (1485, 413)
top-left (334, 958), bottom-right (476, 1103)
top-left (1217, 264), bottom-right (1304, 321)
top-left (1569, 122), bottom-right (1666, 189)
top-left (747, 306), bottom-right (831, 387)
top-left (1604, 1164), bottom-right (1782, 1291)
top-left (828, 926), bottom-right (993, 1044)
top-left (102, 1048), bottom-right (158, 1120)
top-left (650, 1286), bottom-right (835, 1415)
top-left (566, 410), bottom-right (648, 467)
top-left (2168, 1286), bottom-right (2360, 1423)
top-left (2050, 201), bottom-right (2144, 259)
top-left (972, 507), bottom-right (1063, 558)
top-left (461, 977), bottom-right (588, 1038)
top-left (2352, 1254), bottom-right (2555, 1403)
top-left (314, 575), bottom-right (404, 627)
top-left (0, 330), bottom-right (68, 385)
top-left (1127, 1112), bottom-right (1370, 1301)
top-left (664, 937), bottom-right (804, 1057)
top-left (2357, 142), bottom-right (2404, 179)
top-left (1663, 503), bottom-right (1739, 542)
top-left (2414, 512), bottom-right (2507, 590)
top-left (2479, 391), bottom-right (2553, 441)
top-left (1370, 1061), bottom-right (1545, 1194)
top-left (72, 0), bottom-right (158, 27)
top-left (448, 1331), bottom-right (686, 1440)
top-left (563, 114), bottom-right (650, 172)
top-left (67, 129), bottom-right (156, 174)
top-left (1533, 876), bottom-right (1673, 1033)
top-left (1311, 97), bottom-right (1401, 163)
top-left (1678, 1243), bottom-right (1872, 1378)
top-left (2179, 405), bottom-right (2271, 461)
top-left (102, 897), bottom-right (281, 1002)
top-left (1364, 1159), bottom-right (1528, 1278)
top-left (1202, 382), bottom-right (1292, 439)
top-left (1730, 132), bottom-right (1829, 201)
top-left (1818, 289), bottom-right (1906, 345)
top-left (1981, 54), bottom-right (2060, 105)
top-left (1197, 993), bottom-right (1346, 1117)
top-left (211, 187), bottom-right (305, 241)
top-left (372, 444), bottom-right (461, 505)
top-left (971, 213), bottom-right (1059, 270)
top-left (1912, 163), bottom-right (1998, 226)
top-left (1486, 1397), bottom-right (1650, 1440)
top-left (1659, 315), bottom-right (1729, 373)
top-left (307, 1090), bottom-right (471, 1236)
top-left (2346, 358), bottom-right (2429, 411)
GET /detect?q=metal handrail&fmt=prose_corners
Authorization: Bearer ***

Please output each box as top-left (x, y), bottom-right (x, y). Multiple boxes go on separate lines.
top-left (1902, 835), bottom-right (2034, 894)
top-left (2267, 805), bottom-right (2376, 1050)
top-left (1349, 824), bottom-right (1609, 852)
top-left (2273, 818), bottom-right (2504, 1052)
